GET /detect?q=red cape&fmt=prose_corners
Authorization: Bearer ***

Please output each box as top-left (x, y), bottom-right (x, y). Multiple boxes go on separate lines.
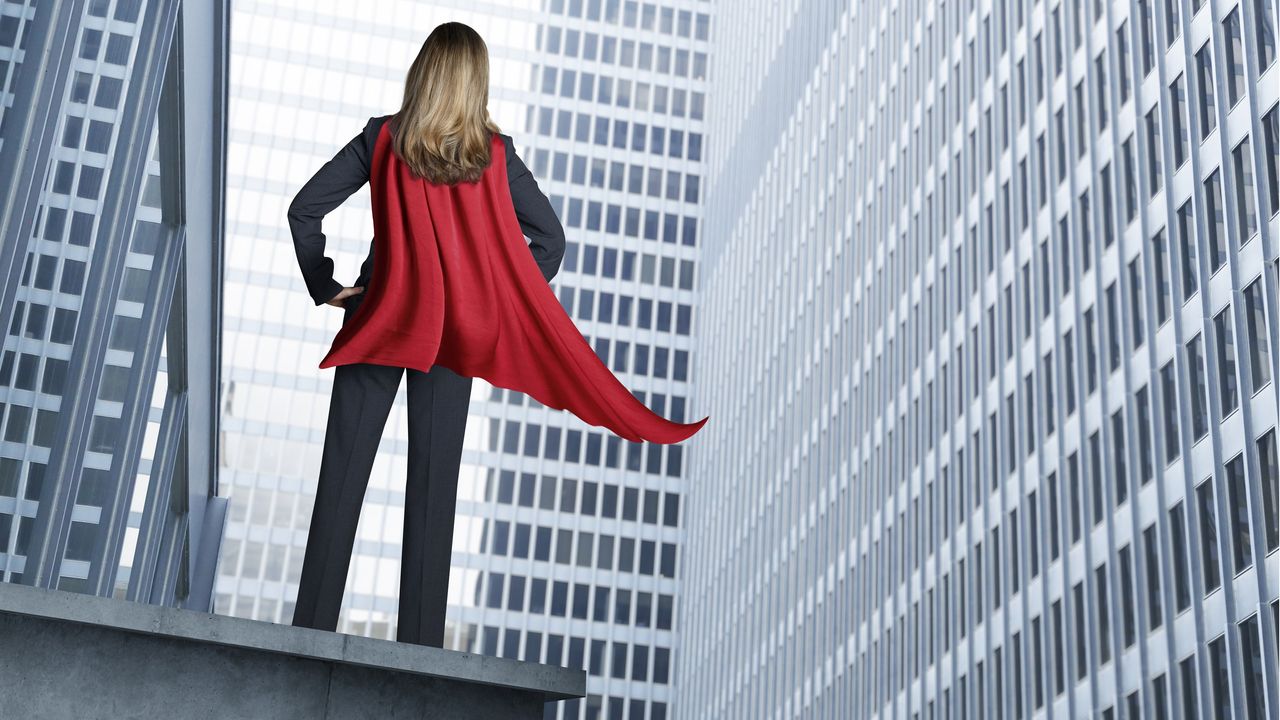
top-left (318, 124), bottom-right (708, 445)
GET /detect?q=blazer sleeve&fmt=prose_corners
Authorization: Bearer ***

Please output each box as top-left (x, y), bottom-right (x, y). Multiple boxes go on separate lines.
top-left (503, 135), bottom-right (566, 283)
top-left (287, 117), bottom-right (376, 306)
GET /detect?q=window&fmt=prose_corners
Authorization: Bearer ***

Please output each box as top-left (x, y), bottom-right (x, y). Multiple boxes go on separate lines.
top-left (1160, 361), bottom-right (1180, 464)
top-left (1095, 55), bottom-right (1109, 131)
top-left (1187, 334), bottom-right (1209, 440)
top-left (1170, 74), bottom-right (1190, 167)
top-left (1090, 432), bottom-right (1105, 525)
top-left (1013, 630), bottom-right (1024, 717)
top-left (1176, 200), bottom-right (1198, 300)
top-left (1019, 159), bottom-right (1031, 232)
top-left (1033, 616), bottom-right (1045, 709)
top-left (1136, 386), bottom-right (1154, 484)
top-left (1139, 0), bottom-right (1156, 75)
top-left (1052, 599), bottom-right (1065, 694)
top-left (1017, 59), bottom-right (1028, 129)
top-left (1153, 230), bottom-right (1171, 324)
top-left (1095, 564), bottom-right (1112, 664)
top-left (1179, 655), bottom-right (1198, 718)
top-left (1058, 219), bottom-right (1072, 300)
top-left (1068, 453), bottom-right (1082, 544)
top-left (1123, 137), bottom-right (1138, 222)
top-left (1203, 169), bottom-right (1227, 273)
top-left (1196, 44), bottom-right (1217, 140)
top-left (1224, 454), bottom-right (1253, 573)
top-left (1022, 262), bottom-right (1033, 340)
top-left (1232, 138), bottom-right (1258, 239)
top-left (1101, 163), bottom-right (1115, 245)
top-left (1243, 278), bottom-right (1273, 392)
top-left (1105, 282), bottom-right (1121, 371)
top-left (1035, 32), bottom-right (1046, 101)
top-left (1112, 409), bottom-right (1128, 506)
top-left (1079, 191), bottom-right (1093, 270)
top-left (1197, 477), bottom-right (1221, 594)
top-left (1040, 240), bottom-right (1052, 320)
top-left (1085, 307), bottom-right (1099, 393)
top-left (1004, 285), bottom-right (1015, 361)
top-left (1030, 489), bottom-right (1041, 578)
top-left (1169, 501), bottom-right (1192, 612)
top-left (1146, 108), bottom-right (1162, 197)
top-left (1223, 8), bottom-right (1246, 106)
top-left (1258, 429), bottom-right (1279, 553)
top-left (1240, 614), bottom-right (1268, 719)
top-left (1208, 635), bottom-right (1230, 718)
top-left (1118, 544), bottom-right (1136, 647)
top-left (1257, 0), bottom-right (1277, 70)
top-left (1052, 8), bottom-right (1064, 76)
top-left (1116, 22), bottom-right (1131, 104)
top-left (1043, 352), bottom-right (1056, 436)
top-left (1026, 374), bottom-right (1037, 459)
top-left (1076, 83), bottom-right (1089, 160)
top-left (1129, 258), bottom-right (1144, 348)
top-left (1153, 673), bottom-right (1170, 720)
top-left (1214, 306), bottom-right (1239, 416)
top-left (1064, 329), bottom-right (1078, 415)
top-left (1265, 104), bottom-right (1279, 216)
top-left (1163, 0), bottom-right (1180, 48)
top-left (1074, 582), bottom-right (1088, 680)
top-left (1143, 525), bottom-right (1163, 630)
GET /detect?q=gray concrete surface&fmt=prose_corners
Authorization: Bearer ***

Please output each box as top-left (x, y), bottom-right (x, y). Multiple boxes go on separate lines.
top-left (0, 581), bottom-right (585, 719)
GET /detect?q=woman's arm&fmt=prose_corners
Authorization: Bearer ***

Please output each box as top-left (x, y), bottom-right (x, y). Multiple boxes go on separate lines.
top-left (287, 117), bottom-right (377, 306)
top-left (503, 135), bottom-right (566, 283)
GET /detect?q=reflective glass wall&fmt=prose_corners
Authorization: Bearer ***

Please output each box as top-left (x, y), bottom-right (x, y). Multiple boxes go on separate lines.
top-left (0, 0), bottom-right (228, 609)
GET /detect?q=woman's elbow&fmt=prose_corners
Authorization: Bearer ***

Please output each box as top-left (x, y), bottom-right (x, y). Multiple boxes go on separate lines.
top-left (540, 232), bottom-right (566, 281)
top-left (550, 225), bottom-right (567, 256)
top-left (286, 194), bottom-right (313, 224)
top-left (542, 250), bottom-right (565, 282)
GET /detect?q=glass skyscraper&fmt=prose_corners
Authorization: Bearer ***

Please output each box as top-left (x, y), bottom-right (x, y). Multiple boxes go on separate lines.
top-left (680, 1), bottom-right (1278, 719)
top-left (214, 2), bottom-right (709, 718)
top-left (0, 0), bottom-right (228, 607)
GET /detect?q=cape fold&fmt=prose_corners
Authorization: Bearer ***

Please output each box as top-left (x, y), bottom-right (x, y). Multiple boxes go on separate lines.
top-left (318, 123), bottom-right (709, 445)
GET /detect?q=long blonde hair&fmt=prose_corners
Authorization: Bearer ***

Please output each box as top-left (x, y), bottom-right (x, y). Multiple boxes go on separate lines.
top-left (390, 22), bottom-right (501, 185)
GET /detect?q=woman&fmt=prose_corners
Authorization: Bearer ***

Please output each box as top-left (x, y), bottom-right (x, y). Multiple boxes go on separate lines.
top-left (286, 22), bottom-right (708, 647)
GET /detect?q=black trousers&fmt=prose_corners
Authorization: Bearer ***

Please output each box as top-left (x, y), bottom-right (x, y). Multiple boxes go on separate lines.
top-left (291, 298), bottom-right (473, 647)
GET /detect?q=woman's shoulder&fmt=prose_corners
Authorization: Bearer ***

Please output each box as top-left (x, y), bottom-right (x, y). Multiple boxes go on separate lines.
top-left (356, 114), bottom-right (395, 152)
top-left (371, 114), bottom-right (394, 135)
top-left (493, 131), bottom-right (519, 158)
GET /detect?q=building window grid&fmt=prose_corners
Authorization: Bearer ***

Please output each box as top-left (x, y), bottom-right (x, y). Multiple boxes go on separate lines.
top-left (686, 1), bottom-right (1280, 717)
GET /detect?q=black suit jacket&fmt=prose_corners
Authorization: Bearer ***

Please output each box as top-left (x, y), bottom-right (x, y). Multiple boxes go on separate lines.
top-left (287, 115), bottom-right (567, 307)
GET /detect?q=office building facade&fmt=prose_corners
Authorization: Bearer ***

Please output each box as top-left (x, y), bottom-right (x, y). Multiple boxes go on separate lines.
top-left (680, 0), bottom-right (1278, 718)
top-left (214, 2), bottom-right (708, 718)
top-left (0, 0), bottom-right (228, 607)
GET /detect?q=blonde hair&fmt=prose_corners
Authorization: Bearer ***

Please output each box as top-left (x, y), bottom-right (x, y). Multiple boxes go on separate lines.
top-left (390, 22), bottom-right (501, 185)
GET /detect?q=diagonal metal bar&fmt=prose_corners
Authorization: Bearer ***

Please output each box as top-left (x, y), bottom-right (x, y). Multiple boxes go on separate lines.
top-left (89, 223), bottom-right (186, 597)
top-left (150, 455), bottom-right (190, 606)
top-left (124, 386), bottom-right (186, 601)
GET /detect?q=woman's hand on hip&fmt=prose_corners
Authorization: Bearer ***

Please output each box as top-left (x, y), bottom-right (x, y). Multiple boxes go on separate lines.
top-left (325, 286), bottom-right (365, 307)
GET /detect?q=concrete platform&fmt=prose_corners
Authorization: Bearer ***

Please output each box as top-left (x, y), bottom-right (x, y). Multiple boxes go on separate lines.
top-left (0, 581), bottom-right (585, 719)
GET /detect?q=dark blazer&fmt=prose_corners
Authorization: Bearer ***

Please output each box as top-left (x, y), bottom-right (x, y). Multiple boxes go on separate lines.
top-left (287, 115), bottom-right (567, 309)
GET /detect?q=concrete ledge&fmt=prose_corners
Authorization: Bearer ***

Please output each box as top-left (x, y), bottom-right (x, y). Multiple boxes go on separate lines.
top-left (0, 581), bottom-right (585, 719)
